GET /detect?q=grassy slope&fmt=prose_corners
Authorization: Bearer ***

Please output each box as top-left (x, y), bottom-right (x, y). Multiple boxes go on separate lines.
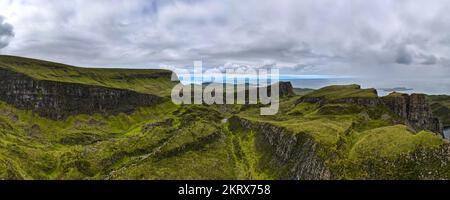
top-left (428, 95), bottom-right (450, 127)
top-left (0, 55), bottom-right (448, 180)
top-left (239, 85), bottom-right (448, 179)
top-left (292, 88), bottom-right (314, 96)
top-left (302, 84), bottom-right (378, 100)
top-left (0, 55), bottom-right (272, 180)
top-left (2, 93), bottom-right (446, 179)
top-left (349, 125), bottom-right (443, 159)
top-left (0, 101), bottom-right (263, 179)
top-left (0, 55), bottom-right (176, 97)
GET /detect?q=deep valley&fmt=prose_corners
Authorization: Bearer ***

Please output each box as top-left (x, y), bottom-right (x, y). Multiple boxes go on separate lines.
top-left (0, 55), bottom-right (449, 180)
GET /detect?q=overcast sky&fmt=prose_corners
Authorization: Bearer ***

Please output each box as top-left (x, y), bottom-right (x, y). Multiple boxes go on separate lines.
top-left (1, 0), bottom-right (450, 93)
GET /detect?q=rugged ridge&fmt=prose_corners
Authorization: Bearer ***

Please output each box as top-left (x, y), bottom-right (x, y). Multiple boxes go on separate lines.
top-left (229, 116), bottom-right (332, 180)
top-left (300, 96), bottom-right (382, 107)
top-left (382, 93), bottom-right (443, 135)
top-left (277, 81), bottom-right (295, 97)
top-left (248, 81), bottom-right (295, 99)
top-left (297, 86), bottom-right (443, 135)
top-left (0, 68), bottom-right (162, 120)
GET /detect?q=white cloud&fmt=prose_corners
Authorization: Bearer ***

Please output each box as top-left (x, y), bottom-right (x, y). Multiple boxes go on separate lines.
top-left (0, 0), bottom-right (449, 85)
top-left (0, 15), bottom-right (14, 49)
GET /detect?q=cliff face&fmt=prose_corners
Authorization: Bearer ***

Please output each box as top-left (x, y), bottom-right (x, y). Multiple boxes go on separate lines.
top-left (278, 82), bottom-right (295, 97)
top-left (300, 96), bottom-right (382, 107)
top-left (230, 117), bottom-right (332, 180)
top-left (298, 92), bottom-right (443, 135)
top-left (0, 69), bottom-right (162, 120)
top-left (262, 81), bottom-right (295, 98)
top-left (382, 94), bottom-right (443, 135)
top-left (428, 95), bottom-right (450, 128)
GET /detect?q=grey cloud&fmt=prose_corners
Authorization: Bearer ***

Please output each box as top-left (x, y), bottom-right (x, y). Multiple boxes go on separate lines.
top-left (1, 0), bottom-right (450, 93)
top-left (390, 43), bottom-right (440, 66)
top-left (395, 46), bottom-right (413, 65)
top-left (0, 16), bottom-right (14, 49)
top-left (293, 63), bottom-right (321, 73)
top-left (420, 54), bottom-right (438, 65)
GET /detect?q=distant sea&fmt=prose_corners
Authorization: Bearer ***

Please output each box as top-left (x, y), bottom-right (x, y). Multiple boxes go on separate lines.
top-left (284, 77), bottom-right (450, 96)
top-left (178, 74), bottom-right (450, 138)
top-left (177, 74), bottom-right (450, 96)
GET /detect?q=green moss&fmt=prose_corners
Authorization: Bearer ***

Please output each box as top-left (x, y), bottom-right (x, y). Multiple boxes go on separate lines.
top-left (287, 102), bottom-right (319, 116)
top-left (349, 125), bottom-right (444, 159)
top-left (386, 92), bottom-right (405, 97)
top-left (236, 94), bottom-right (450, 180)
top-left (331, 125), bottom-right (447, 180)
top-left (428, 95), bottom-right (450, 127)
top-left (0, 55), bottom-right (176, 97)
top-left (293, 88), bottom-right (314, 96)
top-left (316, 104), bottom-right (362, 115)
top-left (0, 56), bottom-right (448, 180)
top-left (304, 84), bottom-right (378, 100)
top-left (227, 127), bottom-right (276, 180)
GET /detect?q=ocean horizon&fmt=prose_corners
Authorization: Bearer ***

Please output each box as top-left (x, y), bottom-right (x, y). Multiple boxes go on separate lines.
top-left (177, 74), bottom-right (450, 96)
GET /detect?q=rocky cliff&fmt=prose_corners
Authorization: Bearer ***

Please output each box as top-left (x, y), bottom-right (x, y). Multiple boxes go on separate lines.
top-left (251, 81), bottom-right (295, 98)
top-left (382, 93), bottom-right (443, 135)
top-left (297, 85), bottom-right (381, 107)
top-left (229, 116), bottom-right (332, 180)
top-left (277, 81), bottom-right (295, 97)
top-left (297, 87), bottom-right (443, 135)
top-left (0, 68), bottom-right (162, 120)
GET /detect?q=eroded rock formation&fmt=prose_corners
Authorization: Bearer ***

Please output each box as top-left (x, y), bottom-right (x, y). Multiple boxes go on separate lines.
top-left (297, 89), bottom-right (443, 135)
top-left (382, 93), bottom-right (443, 135)
top-left (0, 68), bottom-right (162, 120)
top-left (277, 81), bottom-right (295, 97)
top-left (229, 116), bottom-right (332, 180)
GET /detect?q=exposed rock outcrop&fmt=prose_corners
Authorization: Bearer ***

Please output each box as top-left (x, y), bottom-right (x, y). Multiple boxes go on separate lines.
top-left (297, 87), bottom-right (443, 135)
top-left (0, 68), bottom-right (162, 120)
top-left (253, 81), bottom-right (295, 98)
top-left (229, 116), bottom-right (332, 180)
top-left (382, 93), bottom-right (443, 135)
top-left (277, 81), bottom-right (295, 97)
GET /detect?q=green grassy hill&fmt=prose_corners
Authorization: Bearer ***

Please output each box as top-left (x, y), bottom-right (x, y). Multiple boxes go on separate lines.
top-left (0, 56), bottom-right (449, 180)
top-left (0, 55), bottom-right (176, 97)
top-left (238, 85), bottom-right (449, 179)
top-left (428, 95), bottom-right (450, 127)
top-left (292, 88), bottom-right (314, 96)
top-left (302, 84), bottom-right (378, 100)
